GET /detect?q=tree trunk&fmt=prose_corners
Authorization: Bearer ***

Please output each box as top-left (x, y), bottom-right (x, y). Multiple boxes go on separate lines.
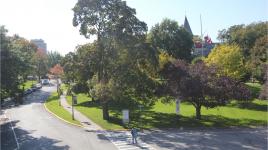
top-left (195, 105), bottom-right (201, 119)
top-left (102, 102), bottom-right (109, 120)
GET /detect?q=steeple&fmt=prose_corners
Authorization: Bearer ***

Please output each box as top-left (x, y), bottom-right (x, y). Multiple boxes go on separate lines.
top-left (183, 16), bottom-right (193, 35)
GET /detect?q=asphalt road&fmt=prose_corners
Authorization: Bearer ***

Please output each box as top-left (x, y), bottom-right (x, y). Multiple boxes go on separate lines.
top-left (141, 128), bottom-right (268, 150)
top-left (1, 84), bottom-right (117, 150)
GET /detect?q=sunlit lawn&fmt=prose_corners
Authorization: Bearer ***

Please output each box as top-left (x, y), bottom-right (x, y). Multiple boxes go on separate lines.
top-left (45, 92), bottom-right (81, 126)
top-left (66, 92), bottom-right (267, 130)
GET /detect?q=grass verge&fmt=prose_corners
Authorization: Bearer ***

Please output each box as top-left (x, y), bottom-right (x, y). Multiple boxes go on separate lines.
top-left (45, 92), bottom-right (81, 126)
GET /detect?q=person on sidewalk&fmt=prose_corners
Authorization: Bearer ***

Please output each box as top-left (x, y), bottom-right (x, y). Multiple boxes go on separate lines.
top-left (131, 128), bottom-right (138, 144)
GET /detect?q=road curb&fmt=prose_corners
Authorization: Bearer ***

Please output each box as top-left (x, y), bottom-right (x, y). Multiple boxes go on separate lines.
top-left (43, 103), bottom-right (84, 128)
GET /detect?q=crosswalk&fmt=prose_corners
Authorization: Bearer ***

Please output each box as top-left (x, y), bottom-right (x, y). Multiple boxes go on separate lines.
top-left (99, 131), bottom-right (155, 150)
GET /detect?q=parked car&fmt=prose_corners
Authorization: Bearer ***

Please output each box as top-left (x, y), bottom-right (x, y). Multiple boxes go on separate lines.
top-left (36, 83), bottom-right (42, 89)
top-left (23, 89), bottom-right (33, 95)
top-left (41, 79), bottom-right (50, 85)
top-left (31, 86), bottom-right (38, 92)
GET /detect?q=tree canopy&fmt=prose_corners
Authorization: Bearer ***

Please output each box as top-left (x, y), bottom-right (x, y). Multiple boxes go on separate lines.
top-left (148, 18), bottom-right (193, 61)
top-left (72, 0), bottom-right (158, 120)
top-left (217, 22), bottom-right (268, 82)
top-left (205, 44), bottom-right (246, 80)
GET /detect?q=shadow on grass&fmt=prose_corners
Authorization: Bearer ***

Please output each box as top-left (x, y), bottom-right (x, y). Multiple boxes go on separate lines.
top-left (227, 101), bottom-right (268, 112)
top-left (115, 111), bottom-right (267, 129)
top-left (75, 100), bottom-right (102, 109)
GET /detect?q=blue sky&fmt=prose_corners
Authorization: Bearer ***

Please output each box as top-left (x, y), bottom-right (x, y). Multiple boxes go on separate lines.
top-left (0, 0), bottom-right (267, 55)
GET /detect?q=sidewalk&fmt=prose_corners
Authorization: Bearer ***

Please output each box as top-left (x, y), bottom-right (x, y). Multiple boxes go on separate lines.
top-left (60, 94), bottom-right (103, 131)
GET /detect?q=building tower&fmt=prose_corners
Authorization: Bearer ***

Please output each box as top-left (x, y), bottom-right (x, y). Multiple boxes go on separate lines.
top-left (183, 16), bottom-right (193, 35)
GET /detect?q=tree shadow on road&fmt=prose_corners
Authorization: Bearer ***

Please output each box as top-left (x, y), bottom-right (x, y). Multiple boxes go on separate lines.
top-left (1, 120), bottom-right (70, 150)
top-left (140, 128), bottom-right (267, 150)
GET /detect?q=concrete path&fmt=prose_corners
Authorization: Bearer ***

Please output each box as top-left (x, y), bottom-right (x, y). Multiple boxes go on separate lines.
top-left (60, 94), bottom-right (103, 131)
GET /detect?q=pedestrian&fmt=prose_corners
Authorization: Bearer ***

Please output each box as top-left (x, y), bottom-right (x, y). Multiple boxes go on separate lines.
top-left (131, 128), bottom-right (138, 144)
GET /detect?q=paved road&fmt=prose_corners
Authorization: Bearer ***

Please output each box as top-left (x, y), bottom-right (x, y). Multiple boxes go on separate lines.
top-left (1, 85), bottom-right (117, 150)
top-left (102, 130), bottom-right (155, 150)
top-left (141, 128), bottom-right (268, 150)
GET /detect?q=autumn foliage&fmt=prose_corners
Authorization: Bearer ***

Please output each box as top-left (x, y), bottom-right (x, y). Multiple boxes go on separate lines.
top-left (50, 64), bottom-right (64, 76)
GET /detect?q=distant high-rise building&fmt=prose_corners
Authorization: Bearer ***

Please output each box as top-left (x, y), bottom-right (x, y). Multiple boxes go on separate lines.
top-left (31, 39), bottom-right (47, 53)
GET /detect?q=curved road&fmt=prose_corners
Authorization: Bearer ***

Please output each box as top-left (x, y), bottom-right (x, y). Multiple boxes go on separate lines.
top-left (1, 85), bottom-right (117, 150)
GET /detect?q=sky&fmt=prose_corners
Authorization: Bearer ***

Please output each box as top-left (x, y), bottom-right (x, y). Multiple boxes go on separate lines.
top-left (0, 0), bottom-right (267, 55)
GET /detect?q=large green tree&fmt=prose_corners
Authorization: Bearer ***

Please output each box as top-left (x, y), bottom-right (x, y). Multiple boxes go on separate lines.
top-left (47, 51), bottom-right (62, 69)
top-left (33, 48), bottom-right (48, 81)
top-left (72, 0), bottom-right (158, 120)
top-left (1, 26), bottom-right (37, 99)
top-left (148, 18), bottom-right (193, 61)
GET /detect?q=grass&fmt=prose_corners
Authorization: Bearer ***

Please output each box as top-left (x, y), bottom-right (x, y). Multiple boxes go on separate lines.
top-left (61, 84), bottom-right (267, 130)
top-left (66, 93), bottom-right (124, 130)
top-left (20, 80), bottom-right (37, 90)
top-left (45, 92), bottom-right (81, 126)
top-left (65, 93), bottom-right (268, 130)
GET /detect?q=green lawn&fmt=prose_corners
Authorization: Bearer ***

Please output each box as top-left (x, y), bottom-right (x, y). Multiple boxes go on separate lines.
top-left (60, 83), bottom-right (267, 130)
top-left (20, 80), bottom-right (37, 90)
top-left (66, 93), bottom-right (124, 130)
top-left (45, 92), bottom-right (81, 126)
top-left (65, 92), bottom-right (268, 130)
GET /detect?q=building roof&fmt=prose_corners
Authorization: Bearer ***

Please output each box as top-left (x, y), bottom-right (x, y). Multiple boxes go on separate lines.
top-left (183, 16), bottom-right (193, 35)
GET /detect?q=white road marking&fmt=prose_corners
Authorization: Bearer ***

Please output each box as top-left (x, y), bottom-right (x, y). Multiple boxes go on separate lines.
top-left (5, 110), bottom-right (20, 149)
top-left (102, 131), bottom-right (155, 150)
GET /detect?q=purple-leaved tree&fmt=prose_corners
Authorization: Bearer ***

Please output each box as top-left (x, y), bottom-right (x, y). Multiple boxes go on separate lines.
top-left (160, 60), bottom-right (252, 119)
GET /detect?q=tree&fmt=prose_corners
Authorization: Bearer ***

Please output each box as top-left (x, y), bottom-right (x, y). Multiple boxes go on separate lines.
top-left (72, 0), bottom-right (155, 120)
top-left (33, 48), bottom-right (48, 81)
top-left (47, 51), bottom-right (62, 69)
top-left (1, 26), bottom-right (20, 98)
top-left (1, 26), bottom-right (37, 99)
top-left (247, 36), bottom-right (268, 83)
top-left (148, 18), bottom-right (193, 61)
top-left (160, 60), bottom-right (252, 119)
top-left (217, 22), bottom-right (268, 81)
top-left (61, 52), bottom-right (78, 84)
top-left (49, 64), bottom-right (64, 77)
top-left (205, 44), bottom-right (246, 80)
top-left (10, 36), bottom-right (37, 81)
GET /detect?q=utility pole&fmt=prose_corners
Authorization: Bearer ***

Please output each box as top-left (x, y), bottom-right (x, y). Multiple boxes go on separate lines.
top-left (200, 14), bottom-right (203, 57)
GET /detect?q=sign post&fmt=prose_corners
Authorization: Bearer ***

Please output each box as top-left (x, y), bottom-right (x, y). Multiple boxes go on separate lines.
top-left (72, 95), bottom-right (77, 120)
top-left (176, 98), bottom-right (180, 115)
top-left (122, 109), bottom-right (129, 124)
top-left (138, 105), bottom-right (144, 131)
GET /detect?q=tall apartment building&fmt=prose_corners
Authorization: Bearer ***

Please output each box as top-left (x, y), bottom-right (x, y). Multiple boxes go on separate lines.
top-left (31, 39), bottom-right (47, 53)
